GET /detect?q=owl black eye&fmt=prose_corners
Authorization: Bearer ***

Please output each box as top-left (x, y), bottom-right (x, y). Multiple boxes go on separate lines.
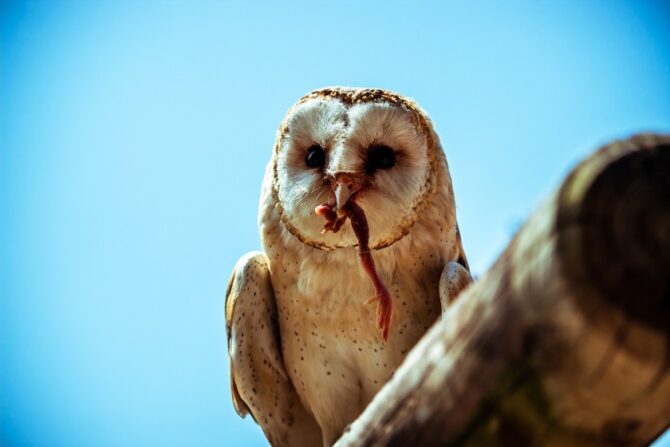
top-left (305, 145), bottom-right (325, 169)
top-left (367, 145), bottom-right (396, 173)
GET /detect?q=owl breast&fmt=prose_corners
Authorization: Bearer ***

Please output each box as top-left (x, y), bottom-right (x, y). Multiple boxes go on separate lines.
top-left (260, 179), bottom-right (453, 441)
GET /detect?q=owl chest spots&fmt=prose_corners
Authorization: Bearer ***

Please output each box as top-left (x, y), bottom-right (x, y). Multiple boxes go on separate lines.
top-left (269, 245), bottom-right (442, 422)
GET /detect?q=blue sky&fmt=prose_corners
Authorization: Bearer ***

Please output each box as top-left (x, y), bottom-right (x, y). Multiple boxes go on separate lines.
top-left (1, 1), bottom-right (669, 446)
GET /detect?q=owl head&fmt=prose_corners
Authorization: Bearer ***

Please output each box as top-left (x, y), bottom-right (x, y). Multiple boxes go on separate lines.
top-left (271, 87), bottom-right (453, 251)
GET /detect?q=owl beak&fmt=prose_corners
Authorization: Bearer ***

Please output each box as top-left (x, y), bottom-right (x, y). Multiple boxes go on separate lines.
top-left (335, 183), bottom-right (352, 212)
top-left (332, 173), bottom-right (365, 213)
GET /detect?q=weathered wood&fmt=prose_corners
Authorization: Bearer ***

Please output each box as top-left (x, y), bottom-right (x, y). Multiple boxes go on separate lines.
top-left (335, 134), bottom-right (670, 447)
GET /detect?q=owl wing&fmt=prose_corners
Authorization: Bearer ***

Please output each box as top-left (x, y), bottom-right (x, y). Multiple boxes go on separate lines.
top-left (438, 260), bottom-right (473, 310)
top-left (226, 252), bottom-right (322, 447)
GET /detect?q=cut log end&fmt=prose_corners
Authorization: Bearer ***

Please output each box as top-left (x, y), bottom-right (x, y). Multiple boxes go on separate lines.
top-left (558, 135), bottom-right (670, 331)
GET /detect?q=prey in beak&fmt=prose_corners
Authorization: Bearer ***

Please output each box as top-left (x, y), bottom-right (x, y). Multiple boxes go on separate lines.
top-left (315, 172), bottom-right (365, 231)
top-left (314, 172), bottom-right (394, 341)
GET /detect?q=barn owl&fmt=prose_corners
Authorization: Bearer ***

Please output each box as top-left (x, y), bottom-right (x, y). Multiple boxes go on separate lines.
top-left (226, 87), bottom-right (472, 446)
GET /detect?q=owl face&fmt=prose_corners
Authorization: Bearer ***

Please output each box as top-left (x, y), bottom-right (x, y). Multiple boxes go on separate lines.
top-left (273, 88), bottom-right (437, 250)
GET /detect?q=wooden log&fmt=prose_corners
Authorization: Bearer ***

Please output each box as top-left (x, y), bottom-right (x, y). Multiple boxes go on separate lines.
top-left (335, 134), bottom-right (670, 447)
